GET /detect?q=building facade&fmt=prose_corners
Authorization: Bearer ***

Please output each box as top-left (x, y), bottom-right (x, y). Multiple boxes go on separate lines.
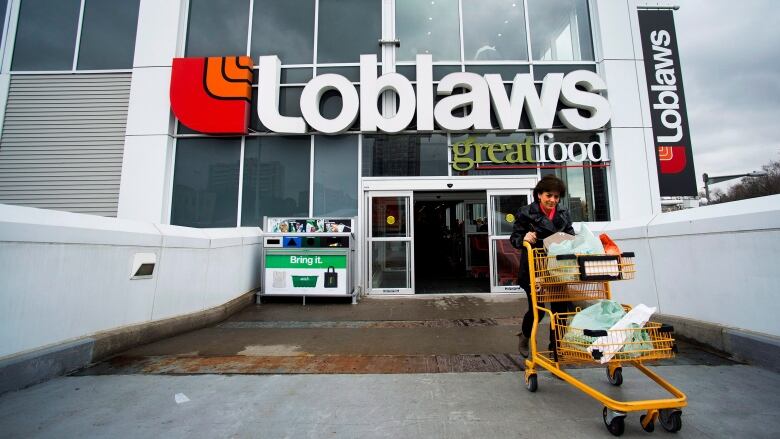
top-left (0, 0), bottom-right (677, 295)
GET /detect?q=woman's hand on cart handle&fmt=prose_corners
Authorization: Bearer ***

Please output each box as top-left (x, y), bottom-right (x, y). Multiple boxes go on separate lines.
top-left (524, 231), bottom-right (537, 244)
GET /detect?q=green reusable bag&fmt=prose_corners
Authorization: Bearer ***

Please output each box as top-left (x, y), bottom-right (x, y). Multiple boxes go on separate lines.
top-left (562, 300), bottom-right (626, 348)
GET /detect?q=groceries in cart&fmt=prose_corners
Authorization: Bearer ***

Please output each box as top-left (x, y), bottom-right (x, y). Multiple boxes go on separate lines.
top-left (536, 226), bottom-right (636, 284)
top-left (560, 300), bottom-right (655, 362)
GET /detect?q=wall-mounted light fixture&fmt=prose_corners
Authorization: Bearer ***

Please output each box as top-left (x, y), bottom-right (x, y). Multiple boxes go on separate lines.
top-left (130, 253), bottom-right (157, 280)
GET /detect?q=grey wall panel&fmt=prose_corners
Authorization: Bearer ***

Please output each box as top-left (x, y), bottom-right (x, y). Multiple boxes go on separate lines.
top-left (0, 73), bottom-right (131, 217)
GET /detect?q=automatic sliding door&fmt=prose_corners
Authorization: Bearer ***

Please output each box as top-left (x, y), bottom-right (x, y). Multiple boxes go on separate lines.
top-left (368, 192), bottom-right (414, 294)
top-left (487, 191), bottom-right (530, 292)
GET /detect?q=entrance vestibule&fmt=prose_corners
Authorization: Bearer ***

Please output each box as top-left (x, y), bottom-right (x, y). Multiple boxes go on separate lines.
top-left (366, 185), bottom-right (532, 295)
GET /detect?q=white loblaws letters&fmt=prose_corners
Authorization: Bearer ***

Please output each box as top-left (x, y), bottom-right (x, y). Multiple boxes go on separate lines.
top-left (558, 70), bottom-right (611, 131)
top-left (300, 74), bottom-right (359, 134)
top-left (649, 30), bottom-right (682, 143)
top-left (415, 54), bottom-right (434, 131)
top-left (485, 73), bottom-right (562, 131)
top-left (360, 55), bottom-right (416, 133)
top-left (434, 72), bottom-right (492, 131)
top-left (256, 54), bottom-right (612, 134)
top-left (257, 56), bottom-right (306, 133)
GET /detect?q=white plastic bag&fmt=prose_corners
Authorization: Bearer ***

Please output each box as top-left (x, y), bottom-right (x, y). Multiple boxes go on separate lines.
top-left (587, 303), bottom-right (656, 363)
top-left (547, 223), bottom-right (605, 256)
top-left (546, 224), bottom-right (605, 281)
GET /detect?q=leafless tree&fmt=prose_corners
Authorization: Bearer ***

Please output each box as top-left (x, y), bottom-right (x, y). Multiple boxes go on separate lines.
top-left (707, 160), bottom-right (780, 205)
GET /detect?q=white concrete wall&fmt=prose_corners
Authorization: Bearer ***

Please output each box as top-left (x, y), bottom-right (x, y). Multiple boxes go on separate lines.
top-left (590, 194), bottom-right (780, 337)
top-left (0, 204), bottom-right (261, 359)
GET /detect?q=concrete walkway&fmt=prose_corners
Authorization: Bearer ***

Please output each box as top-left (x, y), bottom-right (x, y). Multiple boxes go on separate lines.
top-left (2, 365), bottom-right (779, 438)
top-left (2, 295), bottom-right (779, 437)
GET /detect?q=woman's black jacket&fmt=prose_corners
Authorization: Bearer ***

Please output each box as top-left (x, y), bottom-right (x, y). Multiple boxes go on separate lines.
top-left (509, 202), bottom-right (575, 251)
top-left (509, 202), bottom-right (575, 285)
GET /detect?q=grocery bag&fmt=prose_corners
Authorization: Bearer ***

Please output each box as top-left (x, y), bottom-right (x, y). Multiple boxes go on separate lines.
top-left (547, 223), bottom-right (605, 256)
top-left (562, 300), bottom-right (626, 348)
top-left (543, 232), bottom-right (575, 252)
top-left (587, 304), bottom-right (656, 363)
top-left (599, 233), bottom-right (621, 255)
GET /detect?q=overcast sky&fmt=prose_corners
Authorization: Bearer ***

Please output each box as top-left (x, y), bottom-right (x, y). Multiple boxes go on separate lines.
top-left (673, 0), bottom-right (780, 193)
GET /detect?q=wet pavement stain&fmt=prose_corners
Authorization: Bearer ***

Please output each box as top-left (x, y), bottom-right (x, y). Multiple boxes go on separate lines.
top-left (77, 354), bottom-right (526, 375)
top-left (75, 297), bottom-right (737, 377)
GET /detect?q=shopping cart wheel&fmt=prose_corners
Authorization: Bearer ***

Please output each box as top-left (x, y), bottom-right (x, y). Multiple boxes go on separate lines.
top-left (602, 407), bottom-right (626, 436)
top-left (659, 409), bottom-right (682, 433)
top-left (640, 414), bottom-right (655, 432)
top-left (525, 374), bottom-right (538, 392)
top-left (606, 366), bottom-right (623, 386)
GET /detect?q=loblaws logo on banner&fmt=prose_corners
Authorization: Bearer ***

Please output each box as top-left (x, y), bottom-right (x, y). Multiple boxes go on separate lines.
top-left (638, 9), bottom-right (697, 196)
top-left (170, 56), bottom-right (253, 134)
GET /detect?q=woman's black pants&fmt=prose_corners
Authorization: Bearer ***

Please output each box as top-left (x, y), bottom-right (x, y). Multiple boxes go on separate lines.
top-left (519, 249), bottom-right (571, 349)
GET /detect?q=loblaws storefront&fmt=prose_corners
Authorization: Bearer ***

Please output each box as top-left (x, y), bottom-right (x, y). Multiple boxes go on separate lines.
top-left (0, 0), bottom-right (696, 295)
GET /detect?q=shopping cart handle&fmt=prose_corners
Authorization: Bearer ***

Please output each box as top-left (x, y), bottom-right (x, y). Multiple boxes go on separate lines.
top-left (583, 329), bottom-right (608, 337)
top-left (555, 254), bottom-right (577, 261)
top-left (659, 324), bottom-right (675, 333)
top-left (621, 252), bottom-right (635, 257)
top-left (591, 349), bottom-right (603, 360)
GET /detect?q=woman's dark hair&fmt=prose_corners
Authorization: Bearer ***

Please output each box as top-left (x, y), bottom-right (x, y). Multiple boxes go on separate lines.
top-left (533, 175), bottom-right (566, 201)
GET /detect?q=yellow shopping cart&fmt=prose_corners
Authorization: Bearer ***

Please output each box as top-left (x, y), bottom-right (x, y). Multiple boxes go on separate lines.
top-left (522, 242), bottom-right (687, 436)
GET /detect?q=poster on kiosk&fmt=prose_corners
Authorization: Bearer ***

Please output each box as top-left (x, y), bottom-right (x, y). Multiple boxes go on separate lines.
top-left (263, 218), bottom-right (353, 296)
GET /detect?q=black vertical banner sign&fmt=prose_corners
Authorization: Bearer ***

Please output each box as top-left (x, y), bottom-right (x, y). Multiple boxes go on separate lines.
top-left (638, 9), bottom-right (697, 196)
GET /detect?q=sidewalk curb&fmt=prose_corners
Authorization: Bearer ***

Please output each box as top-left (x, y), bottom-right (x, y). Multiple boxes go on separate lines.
top-left (657, 313), bottom-right (780, 372)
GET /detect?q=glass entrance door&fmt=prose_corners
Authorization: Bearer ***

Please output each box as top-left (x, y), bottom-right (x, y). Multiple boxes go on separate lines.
top-left (367, 192), bottom-right (414, 294)
top-left (487, 190), bottom-right (531, 292)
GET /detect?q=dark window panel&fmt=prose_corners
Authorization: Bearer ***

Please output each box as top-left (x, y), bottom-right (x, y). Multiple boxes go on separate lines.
top-left (464, 65), bottom-right (531, 78)
top-left (317, 0), bottom-right (380, 63)
top-left (12, 0), bottom-right (80, 71)
top-left (185, 0), bottom-right (249, 57)
top-left (533, 64), bottom-right (596, 80)
top-left (313, 135), bottom-right (358, 217)
top-left (396, 0), bottom-right (460, 62)
top-left (241, 136), bottom-right (311, 226)
top-left (251, 0), bottom-right (314, 64)
top-left (315, 66), bottom-right (360, 82)
top-left (171, 138), bottom-right (241, 228)
top-left (281, 68), bottom-right (313, 84)
top-left (77, 0), bottom-right (140, 70)
top-left (528, 0), bottom-right (594, 61)
top-left (462, 0), bottom-right (528, 61)
top-left (363, 134), bottom-right (448, 177)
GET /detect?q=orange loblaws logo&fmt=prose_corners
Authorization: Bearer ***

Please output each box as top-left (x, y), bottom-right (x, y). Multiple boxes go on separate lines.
top-left (657, 146), bottom-right (687, 174)
top-left (170, 56), bottom-right (253, 134)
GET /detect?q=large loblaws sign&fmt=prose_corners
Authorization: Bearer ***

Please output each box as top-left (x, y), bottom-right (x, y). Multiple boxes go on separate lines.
top-left (258, 54), bottom-right (611, 134)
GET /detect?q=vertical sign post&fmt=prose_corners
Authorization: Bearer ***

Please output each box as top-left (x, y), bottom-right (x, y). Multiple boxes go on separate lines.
top-left (638, 8), bottom-right (697, 196)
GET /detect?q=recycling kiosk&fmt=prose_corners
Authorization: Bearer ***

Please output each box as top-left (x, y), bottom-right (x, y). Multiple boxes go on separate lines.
top-left (260, 218), bottom-right (356, 304)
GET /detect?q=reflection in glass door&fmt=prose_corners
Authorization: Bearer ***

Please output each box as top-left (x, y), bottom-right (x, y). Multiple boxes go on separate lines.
top-left (487, 190), bottom-right (530, 292)
top-left (464, 201), bottom-right (489, 280)
top-left (367, 192), bottom-right (414, 294)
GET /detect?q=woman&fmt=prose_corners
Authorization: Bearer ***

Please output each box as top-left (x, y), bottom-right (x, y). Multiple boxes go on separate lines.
top-left (510, 175), bottom-right (574, 357)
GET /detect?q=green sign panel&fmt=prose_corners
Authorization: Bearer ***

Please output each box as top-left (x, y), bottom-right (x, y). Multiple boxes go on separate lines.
top-left (265, 254), bottom-right (347, 269)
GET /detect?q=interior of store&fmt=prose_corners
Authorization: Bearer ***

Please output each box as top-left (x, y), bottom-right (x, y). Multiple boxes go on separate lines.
top-left (413, 191), bottom-right (491, 294)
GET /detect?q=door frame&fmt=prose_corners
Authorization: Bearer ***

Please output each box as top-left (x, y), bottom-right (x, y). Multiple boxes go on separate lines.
top-left (365, 190), bottom-right (414, 295)
top-left (487, 189), bottom-right (533, 293)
